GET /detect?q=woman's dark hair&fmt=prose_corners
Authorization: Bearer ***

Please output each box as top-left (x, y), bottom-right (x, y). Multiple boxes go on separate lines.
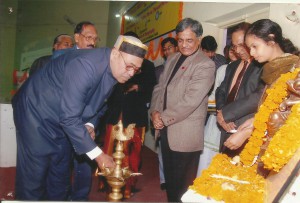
top-left (246, 19), bottom-right (299, 55)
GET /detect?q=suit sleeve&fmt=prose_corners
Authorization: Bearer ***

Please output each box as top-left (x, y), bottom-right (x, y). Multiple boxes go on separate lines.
top-left (216, 65), bottom-right (232, 110)
top-left (222, 82), bottom-right (265, 122)
top-left (59, 58), bottom-right (98, 155)
top-left (218, 67), bottom-right (265, 123)
top-left (149, 67), bottom-right (167, 115)
top-left (161, 61), bottom-right (215, 126)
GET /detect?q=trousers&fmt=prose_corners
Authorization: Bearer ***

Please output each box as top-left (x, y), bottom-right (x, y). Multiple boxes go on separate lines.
top-left (15, 137), bottom-right (72, 200)
top-left (70, 154), bottom-right (93, 200)
top-left (160, 130), bottom-right (200, 202)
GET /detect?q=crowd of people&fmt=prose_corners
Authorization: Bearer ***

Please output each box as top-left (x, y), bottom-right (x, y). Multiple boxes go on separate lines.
top-left (11, 17), bottom-right (299, 202)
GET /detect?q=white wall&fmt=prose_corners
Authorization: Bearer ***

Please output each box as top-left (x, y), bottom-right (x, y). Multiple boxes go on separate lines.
top-left (269, 3), bottom-right (300, 48)
top-left (0, 104), bottom-right (17, 167)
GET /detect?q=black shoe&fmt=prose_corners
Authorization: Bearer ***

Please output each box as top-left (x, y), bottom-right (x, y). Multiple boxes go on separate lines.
top-left (160, 183), bottom-right (166, 190)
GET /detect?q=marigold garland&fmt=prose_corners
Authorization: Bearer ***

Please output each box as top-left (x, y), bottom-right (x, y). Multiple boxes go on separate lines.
top-left (190, 154), bottom-right (265, 203)
top-left (240, 69), bottom-right (300, 166)
top-left (261, 103), bottom-right (300, 171)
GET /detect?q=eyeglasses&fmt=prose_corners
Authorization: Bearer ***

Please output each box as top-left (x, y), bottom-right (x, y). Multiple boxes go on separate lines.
top-left (120, 52), bottom-right (141, 74)
top-left (232, 43), bottom-right (246, 51)
top-left (79, 33), bottom-right (99, 42)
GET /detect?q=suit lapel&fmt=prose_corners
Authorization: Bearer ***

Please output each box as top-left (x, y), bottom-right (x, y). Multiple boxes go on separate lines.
top-left (163, 54), bottom-right (180, 87)
top-left (170, 56), bottom-right (191, 82)
top-left (167, 51), bottom-right (199, 84)
top-left (226, 60), bottom-right (241, 97)
top-left (239, 61), bottom-right (254, 87)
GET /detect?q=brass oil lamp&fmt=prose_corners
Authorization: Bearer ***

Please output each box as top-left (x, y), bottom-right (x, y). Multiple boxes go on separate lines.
top-left (96, 120), bottom-right (142, 201)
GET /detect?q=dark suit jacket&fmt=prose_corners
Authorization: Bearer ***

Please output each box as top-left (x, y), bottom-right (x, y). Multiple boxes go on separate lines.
top-left (216, 59), bottom-right (265, 154)
top-left (12, 48), bottom-right (117, 156)
top-left (29, 55), bottom-right (52, 76)
top-left (105, 59), bottom-right (156, 127)
top-left (216, 59), bottom-right (265, 125)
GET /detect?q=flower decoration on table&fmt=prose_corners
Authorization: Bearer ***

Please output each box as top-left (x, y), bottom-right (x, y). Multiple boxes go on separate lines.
top-left (261, 103), bottom-right (300, 172)
top-left (240, 69), bottom-right (300, 166)
top-left (190, 154), bottom-right (265, 203)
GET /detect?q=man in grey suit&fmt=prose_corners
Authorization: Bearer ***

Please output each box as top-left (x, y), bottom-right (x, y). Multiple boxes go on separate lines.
top-left (150, 18), bottom-right (215, 202)
top-left (216, 22), bottom-right (265, 157)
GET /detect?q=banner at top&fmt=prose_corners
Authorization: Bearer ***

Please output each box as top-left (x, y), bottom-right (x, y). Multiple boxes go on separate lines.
top-left (123, 2), bottom-right (182, 43)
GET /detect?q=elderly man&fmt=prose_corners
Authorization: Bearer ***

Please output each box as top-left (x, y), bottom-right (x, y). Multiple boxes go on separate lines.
top-left (12, 35), bottom-right (148, 200)
top-left (150, 18), bottom-right (215, 202)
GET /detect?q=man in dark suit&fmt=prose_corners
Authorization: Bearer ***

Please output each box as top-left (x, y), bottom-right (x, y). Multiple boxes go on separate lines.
top-left (215, 22), bottom-right (265, 157)
top-left (12, 35), bottom-right (148, 200)
top-left (150, 18), bottom-right (215, 202)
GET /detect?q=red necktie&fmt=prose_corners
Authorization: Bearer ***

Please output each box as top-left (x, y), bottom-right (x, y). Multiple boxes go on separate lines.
top-left (226, 61), bottom-right (248, 103)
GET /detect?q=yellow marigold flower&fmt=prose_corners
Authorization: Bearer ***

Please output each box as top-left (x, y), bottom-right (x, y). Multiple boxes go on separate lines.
top-left (241, 69), bottom-right (300, 165)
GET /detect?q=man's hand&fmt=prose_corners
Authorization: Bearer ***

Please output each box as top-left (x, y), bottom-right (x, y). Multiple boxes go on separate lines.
top-left (125, 84), bottom-right (138, 93)
top-left (151, 111), bottom-right (164, 129)
top-left (85, 125), bottom-right (96, 140)
top-left (224, 127), bottom-right (253, 150)
top-left (124, 83), bottom-right (138, 94)
top-left (237, 117), bottom-right (255, 131)
top-left (217, 110), bottom-right (236, 132)
top-left (95, 153), bottom-right (116, 170)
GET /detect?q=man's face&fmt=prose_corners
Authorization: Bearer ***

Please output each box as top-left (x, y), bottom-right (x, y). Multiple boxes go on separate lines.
top-left (74, 25), bottom-right (98, 49)
top-left (162, 41), bottom-right (177, 60)
top-left (231, 30), bottom-right (250, 61)
top-left (177, 28), bottom-right (200, 56)
top-left (110, 49), bottom-right (143, 83)
top-left (201, 49), bottom-right (215, 59)
top-left (54, 36), bottom-right (73, 50)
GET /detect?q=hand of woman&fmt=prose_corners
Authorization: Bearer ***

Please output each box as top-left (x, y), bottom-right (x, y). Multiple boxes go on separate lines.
top-left (224, 127), bottom-right (253, 150)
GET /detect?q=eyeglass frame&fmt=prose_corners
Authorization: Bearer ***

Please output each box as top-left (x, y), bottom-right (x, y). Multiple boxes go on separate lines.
top-left (79, 33), bottom-right (99, 42)
top-left (231, 43), bottom-right (246, 51)
top-left (119, 52), bottom-right (141, 74)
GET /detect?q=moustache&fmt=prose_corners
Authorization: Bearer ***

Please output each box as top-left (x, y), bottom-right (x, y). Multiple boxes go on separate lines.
top-left (87, 44), bottom-right (95, 48)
